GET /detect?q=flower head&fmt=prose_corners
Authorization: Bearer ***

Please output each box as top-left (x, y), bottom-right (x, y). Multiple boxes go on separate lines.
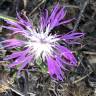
top-left (2, 4), bottom-right (84, 80)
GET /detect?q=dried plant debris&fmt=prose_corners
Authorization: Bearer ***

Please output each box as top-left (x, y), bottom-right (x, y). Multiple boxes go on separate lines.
top-left (0, 71), bottom-right (11, 93)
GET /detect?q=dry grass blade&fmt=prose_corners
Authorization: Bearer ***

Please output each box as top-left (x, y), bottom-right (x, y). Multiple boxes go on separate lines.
top-left (0, 71), bottom-right (11, 93)
top-left (28, 0), bottom-right (46, 16)
top-left (23, 0), bottom-right (28, 9)
top-left (72, 71), bottom-right (92, 84)
top-left (0, 83), bottom-right (10, 93)
top-left (73, 0), bottom-right (89, 31)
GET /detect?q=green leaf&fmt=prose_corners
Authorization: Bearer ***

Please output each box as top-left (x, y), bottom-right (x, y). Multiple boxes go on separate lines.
top-left (36, 57), bottom-right (48, 73)
top-left (36, 57), bottom-right (43, 66)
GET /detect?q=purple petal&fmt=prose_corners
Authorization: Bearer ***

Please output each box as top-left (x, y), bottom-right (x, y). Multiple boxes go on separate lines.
top-left (17, 55), bottom-right (32, 74)
top-left (8, 56), bottom-right (26, 67)
top-left (61, 32), bottom-right (84, 40)
top-left (49, 7), bottom-right (65, 28)
top-left (2, 26), bottom-right (31, 36)
top-left (16, 12), bottom-right (32, 28)
top-left (55, 55), bottom-right (68, 71)
top-left (5, 20), bottom-right (23, 29)
top-left (56, 45), bottom-right (77, 65)
top-left (57, 18), bottom-right (75, 26)
top-left (4, 48), bottom-right (29, 60)
top-left (2, 39), bottom-right (24, 48)
top-left (4, 52), bottom-right (26, 61)
top-left (2, 26), bottom-right (21, 31)
top-left (46, 56), bottom-right (64, 80)
top-left (40, 9), bottom-right (48, 31)
top-left (47, 4), bottom-right (73, 32)
top-left (49, 4), bottom-right (59, 20)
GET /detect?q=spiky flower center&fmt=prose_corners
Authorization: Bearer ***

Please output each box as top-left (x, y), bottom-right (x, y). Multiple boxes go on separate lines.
top-left (25, 32), bottom-right (59, 59)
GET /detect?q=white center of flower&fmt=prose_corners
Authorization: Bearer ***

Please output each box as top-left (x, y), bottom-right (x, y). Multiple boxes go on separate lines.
top-left (25, 32), bottom-right (59, 59)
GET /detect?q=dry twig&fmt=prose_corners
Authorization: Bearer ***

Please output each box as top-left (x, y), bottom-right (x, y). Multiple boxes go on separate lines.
top-left (28, 0), bottom-right (46, 16)
top-left (73, 0), bottom-right (89, 31)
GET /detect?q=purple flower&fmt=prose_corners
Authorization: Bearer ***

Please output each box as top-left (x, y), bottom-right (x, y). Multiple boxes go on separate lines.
top-left (2, 4), bottom-right (84, 80)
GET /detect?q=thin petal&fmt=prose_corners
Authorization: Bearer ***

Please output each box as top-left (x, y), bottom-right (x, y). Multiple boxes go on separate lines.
top-left (18, 55), bottom-right (32, 74)
top-left (16, 12), bottom-right (32, 28)
top-left (46, 56), bottom-right (64, 80)
top-left (56, 45), bottom-right (77, 65)
top-left (57, 18), bottom-right (75, 26)
top-left (4, 49), bottom-right (28, 60)
top-left (62, 32), bottom-right (84, 40)
top-left (5, 20), bottom-right (23, 29)
top-left (8, 56), bottom-right (26, 67)
top-left (2, 39), bottom-right (24, 48)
